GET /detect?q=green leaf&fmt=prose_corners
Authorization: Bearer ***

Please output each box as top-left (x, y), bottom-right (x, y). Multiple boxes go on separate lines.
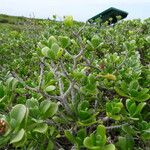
top-left (84, 137), bottom-right (98, 150)
top-left (47, 102), bottom-right (58, 118)
top-left (65, 130), bottom-right (76, 144)
top-left (78, 111), bottom-right (91, 120)
top-left (91, 35), bottom-right (100, 48)
top-left (64, 16), bottom-right (73, 27)
top-left (129, 80), bottom-right (139, 91)
top-left (86, 40), bottom-right (94, 51)
top-left (59, 36), bottom-right (70, 48)
top-left (129, 103), bottom-right (136, 115)
top-left (104, 144), bottom-right (115, 150)
top-left (96, 125), bottom-right (106, 138)
top-left (141, 128), bottom-right (150, 140)
top-left (10, 129), bottom-right (25, 144)
top-left (137, 93), bottom-right (150, 102)
top-left (115, 87), bottom-right (128, 97)
top-left (0, 95), bottom-right (7, 103)
top-left (47, 48), bottom-right (55, 59)
top-left (122, 125), bottom-right (135, 135)
top-left (130, 89), bottom-right (138, 97)
top-left (46, 140), bottom-right (54, 150)
top-left (112, 107), bottom-right (120, 114)
top-left (10, 104), bottom-right (27, 127)
top-left (40, 100), bottom-right (51, 115)
top-left (6, 77), bottom-right (14, 88)
top-left (77, 129), bottom-right (86, 139)
top-left (26, 97), bottom-right (39, 108)
top-left (96, 125), bottom-right (106, 146)
top-left (12, 78), bottom-right (18, 90)
top-left (33, 123), bottom-right (48, 133)
top-left (111, 115), bottom-right (121, 120)
top-left (48, 36), bottom-right (57, 48)
top-left (26, 98), bottom-right (39, 117)
top-left (134, 102), bottom-right (146, 115)
top-left (139, 88), bottom-right (149, 96)
top-left (51, 43), bottom-right (60, 53)
top-left (56, 48), bottom-right (64, 59)
top-left (45, 85), bottom-right (56, 92)
top-left (126, 99), bottom-right (136, 115)
top-left (40, 101), bottom-right (58, 118)
top-left (0, 82), bottom-right (4, 98)
top-left (41, 47), bottom-right (50, 57)
top-left (117, 136), bottom-right (134, 150)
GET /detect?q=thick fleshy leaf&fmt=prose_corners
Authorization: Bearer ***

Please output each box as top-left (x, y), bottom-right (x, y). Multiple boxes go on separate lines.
top-left (104, 144), bottom-right (115, 150)
top-left (10, 129), bottom-right (25, 144)
top-left (0, 82), bottom-right (4, 98)
top-left (26, 98), bottom-right (39, 108)
top-left (40, 100), bottom-right (51, 115)
top-left (33, 123), bottom-right (48, 133)
top-left (134, 102), bottom-right (146, 115)
top-left (65, 130), bottom-right (76, 144)
top-left (59, 36), bottom-right (70, 48)
top-left (10, 104), bottom-right (27, 126)
top-left (46, 140), bottom-right (54, 150)
top-left (64, 16), bottom-right (73, 27)
top-left (51, 43), bottom-right (59, 53)
top-left (83, 136), bottom-right (100, 150)
top-left (47, 102), bottom-right (58, 118)
top-left (96, 125), bottom-right (106, 146)
top-left (41, 47), bottom-right (50, 57)
top-left (91, 35), bottom-right (100, 48)
top-left (45, 85), bottom-right (56, 92)
top-left (48, 36), bottom-right (57, 48)
top-left (40, 101), bottom-right (58, 118)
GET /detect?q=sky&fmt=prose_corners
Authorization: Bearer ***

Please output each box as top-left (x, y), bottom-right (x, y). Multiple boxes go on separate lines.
top-left (0, 0), bottom-right (150, 22)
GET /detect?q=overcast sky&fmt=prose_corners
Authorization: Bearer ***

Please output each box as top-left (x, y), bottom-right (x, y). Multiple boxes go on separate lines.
top-left (0, 0), bottom-right (150, 22)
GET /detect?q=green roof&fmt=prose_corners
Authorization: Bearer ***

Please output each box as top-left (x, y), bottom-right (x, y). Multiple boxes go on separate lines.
top-left (88, 7), bottom-right (128, 24)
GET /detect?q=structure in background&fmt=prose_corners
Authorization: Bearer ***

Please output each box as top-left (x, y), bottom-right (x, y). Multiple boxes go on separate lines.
top-left (88, 7), bottom-right (128, 25)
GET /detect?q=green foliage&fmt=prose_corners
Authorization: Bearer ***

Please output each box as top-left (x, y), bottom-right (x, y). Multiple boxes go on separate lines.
top-left (106, 99), bottom-right (123, 120)
top-left (116, 136), bottom-right (134, 150)
top-left (0, 14), bottom-right (150, 149)
top-left (65, 128), bottom-right (86, 149)
top-left (83, 125), bottom-right (115, 150)
top-left (63, 16), bottom-right (74, 27)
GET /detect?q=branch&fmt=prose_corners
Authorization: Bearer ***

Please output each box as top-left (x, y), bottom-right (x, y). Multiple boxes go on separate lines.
top-left (73, 49), bottom-right (84, 70)
top-left (71, 88), bottom-right (75, 102)
top-left (38, 58), bottom-right (45, 90)
top-left (82, 57), bottom-right (101, 72)
top-left (63, 81), bottom-right (76, 98)
top-left (77, 23), bottom-right (87, 35)
top-left (11, 71), bottom-right (61, 101)
top-left (59, 59), bottom-right (70, 80)
top-left (113, 52), bottom-right (128, 74)
top-left (58, 77), bottom-right (64, 95)
top-left (106, 123), bottom-right (128, 130)
top-left (11, 71), bottom-right (38, 92)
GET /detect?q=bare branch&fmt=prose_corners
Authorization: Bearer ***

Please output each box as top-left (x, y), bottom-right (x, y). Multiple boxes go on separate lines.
top-left (73, 49), bottom-right (84, 70)
top-left (63, 81), bottom-right (76, 98)
top-left (58, 77), bottom-right (64, 95)
top-left (71, 88), bottom-right (75, 102)
top-left (11, 71), bottom-right (61, 101)
top-left (59, 59), bottom-right (70, 80)
top-left (82, 57), bottom-right (101, 72)
top-left (77, 23), bottom-right (87, 35)
top-left (11, 71), bottom-right (38, 92)
top-left (106, 123), bottom-right (128, 130)
top-left (38, 58), bottom-right (45, 90)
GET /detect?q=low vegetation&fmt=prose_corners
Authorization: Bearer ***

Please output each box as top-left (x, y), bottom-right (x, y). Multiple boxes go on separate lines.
top-left (0, 14), bottom-right (150, 150)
